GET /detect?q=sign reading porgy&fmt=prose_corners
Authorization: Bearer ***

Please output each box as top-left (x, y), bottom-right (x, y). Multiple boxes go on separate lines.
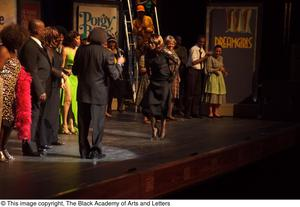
top-left (76, 4), bottom-right (119, 38)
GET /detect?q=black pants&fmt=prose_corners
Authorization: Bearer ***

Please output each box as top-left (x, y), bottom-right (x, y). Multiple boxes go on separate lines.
top-left (185, 68), bottom-right (205, 116)
top-left (78, 102), bottom-right (106, 158)
top-left (31, 99), bottom-right (46, 150)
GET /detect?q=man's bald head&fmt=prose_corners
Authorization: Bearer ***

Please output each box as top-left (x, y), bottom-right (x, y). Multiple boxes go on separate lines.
top-left (28, 19), bottom-right (45, 40)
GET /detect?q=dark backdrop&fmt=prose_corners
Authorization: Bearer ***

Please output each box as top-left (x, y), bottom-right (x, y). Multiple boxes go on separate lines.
top-left (39, 0), bottom-right (300, 83)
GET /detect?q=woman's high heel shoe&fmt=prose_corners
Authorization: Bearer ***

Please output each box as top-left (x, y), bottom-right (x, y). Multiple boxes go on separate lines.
top-left (69, 126), bottom-right (77, 135)
top-left (0, 151), bottom-right (7, 162)
top-left (3, 149), bottom-right (15, 160)
top-left (61, 125), bottom-right (72, 135)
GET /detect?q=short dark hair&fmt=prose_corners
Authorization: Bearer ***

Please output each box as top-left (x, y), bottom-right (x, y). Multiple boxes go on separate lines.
top-left (0, 24), bottom-right (29, 52)
top-left (55, 25), bottom-right (68, 37)
top-left (214, 44), bottom-right (222, 50)
top-left (28, 19), bottom-right (43, 36)
top-left (63, 30), bottom-right (80, 47)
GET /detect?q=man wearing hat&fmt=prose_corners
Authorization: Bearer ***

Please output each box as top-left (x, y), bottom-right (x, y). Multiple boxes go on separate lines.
top-left (72, 27), bottom-right (125, 159)
top-left (106, 36), bottom-right (126, 116)
top-left (133, 4), bottom-right (154, 43)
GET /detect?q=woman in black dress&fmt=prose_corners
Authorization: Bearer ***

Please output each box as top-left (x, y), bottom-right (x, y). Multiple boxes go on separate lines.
top-left (141, 34), bottom-right (179, 140)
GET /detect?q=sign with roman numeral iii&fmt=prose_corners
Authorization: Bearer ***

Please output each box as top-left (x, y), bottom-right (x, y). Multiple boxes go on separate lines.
top-left (206, 4), bottom-right (262, 103)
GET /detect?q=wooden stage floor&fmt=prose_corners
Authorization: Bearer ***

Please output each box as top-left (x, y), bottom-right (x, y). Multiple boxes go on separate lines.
top-left (0, 112), bottom-right (299, 198)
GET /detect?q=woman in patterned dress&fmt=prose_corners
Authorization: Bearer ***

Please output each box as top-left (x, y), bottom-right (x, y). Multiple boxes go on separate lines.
top-left (164, 35), bottom-right (180, 120)
top-left (0, 24), bottom-right (28, 161)
top-left (203, 45), bottom-right (227, 118)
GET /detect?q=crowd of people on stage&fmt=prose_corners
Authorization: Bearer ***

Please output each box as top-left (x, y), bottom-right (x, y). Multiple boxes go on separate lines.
top-left (0, 3), bottom-right (228, 161)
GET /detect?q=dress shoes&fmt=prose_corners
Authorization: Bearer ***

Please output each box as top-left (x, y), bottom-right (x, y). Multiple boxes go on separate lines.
top-left (40, 145), bottom-right (53, 150)
top-left (51, 140), bottom-right (65, 145)
top-left (192, 114), bottom-right (203, 118)
top-left (88, 147), bottom-right (105, 159)
top-left (184, 115), bottom-right (192, 119)
top-left (37, 148), bottom-right (48, 157)
top-left (22, 141), bottom-right (39, 157)
top-left (89, 151), bottom-right (106, 159)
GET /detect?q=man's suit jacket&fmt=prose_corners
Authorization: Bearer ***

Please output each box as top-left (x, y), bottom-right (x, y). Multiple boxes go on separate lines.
top-left (72, 43), bottom-right (122, 105)
top-left (19, 38), bottom-right (51, 100)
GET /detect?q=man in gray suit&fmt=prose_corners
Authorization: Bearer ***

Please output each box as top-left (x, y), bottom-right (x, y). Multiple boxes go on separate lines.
top-left (73, 28), bottom-right (124, 159)
top-left (19, 19), bottom-right (51, 156)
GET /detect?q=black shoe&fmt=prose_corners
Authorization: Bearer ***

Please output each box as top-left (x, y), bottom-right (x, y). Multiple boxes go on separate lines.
top-left (90, 151), bottom-right (106, 159)
top-left (184, 115), bottom-right (192, 119)
top-left (192, 114), bottom-right (202, 118)
top-left (51, 139), bottom-right (65, 145)
top-left (88, 147), bottom-right (105, 159)
top-left (22, 141), bottom-right (39, 157)
top-left (38, 148), bottom-right (48, 157)
top-left (41, 145), bottom-right (53, 150)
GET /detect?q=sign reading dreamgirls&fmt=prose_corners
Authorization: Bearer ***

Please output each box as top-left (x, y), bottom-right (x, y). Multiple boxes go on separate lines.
top-left (0, 0), bottom-right (17, 31)
top-left (73, 3), bottom-right (119, 38)
top-left (206, 5), bottom-right (261, 103)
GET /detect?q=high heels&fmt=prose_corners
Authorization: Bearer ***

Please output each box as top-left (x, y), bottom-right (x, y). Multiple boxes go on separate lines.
top-left (3, 149), bottom-right (15, 160)
top-left (61, 125), bottom-right (72, 135)
top-left (69, 126), bottom-right (77, 135)
top-left (0, 151), bottom-right (7, 162)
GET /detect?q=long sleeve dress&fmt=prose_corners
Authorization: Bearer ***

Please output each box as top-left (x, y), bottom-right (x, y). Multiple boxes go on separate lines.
top-left (141, 50), bottom-right (173, 119)
top-left (203, 55), bottom-right (226, 104)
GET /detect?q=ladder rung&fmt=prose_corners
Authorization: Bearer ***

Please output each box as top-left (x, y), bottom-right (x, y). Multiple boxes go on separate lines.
top-left (126, 21), bottom-right (131, 23)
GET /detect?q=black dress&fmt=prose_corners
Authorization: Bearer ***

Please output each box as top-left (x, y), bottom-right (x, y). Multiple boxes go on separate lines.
top-left (141, 51), bottom-right (172, 119)
top-left (40, 48), bottom-right (63, 144)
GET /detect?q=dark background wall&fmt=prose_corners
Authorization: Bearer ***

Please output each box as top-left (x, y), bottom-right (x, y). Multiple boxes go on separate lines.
top-left (39, 0), bottom-right (299, 83)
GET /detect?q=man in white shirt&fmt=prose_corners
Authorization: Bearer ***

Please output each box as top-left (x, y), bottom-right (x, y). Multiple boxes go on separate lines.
top-left (185, 35), bottom-right (209, 118)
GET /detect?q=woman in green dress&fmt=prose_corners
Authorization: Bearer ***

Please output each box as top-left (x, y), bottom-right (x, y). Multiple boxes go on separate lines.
top-left (204, 45), bottom-right (228, 118)
top-left (61, 31), bottom-right (80, 134)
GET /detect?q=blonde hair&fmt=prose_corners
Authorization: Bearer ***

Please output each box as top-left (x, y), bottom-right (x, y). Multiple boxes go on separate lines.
top-left (149, 34), bottom-right (164, 49)
top-left (164, 35), bottom-right (176, 45)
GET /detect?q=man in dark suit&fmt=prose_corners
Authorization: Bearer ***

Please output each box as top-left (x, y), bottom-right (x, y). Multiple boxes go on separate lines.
top-left (19, 19), bottom-right (51, 156)
top-left (73, 27), bottom-right (124, 159)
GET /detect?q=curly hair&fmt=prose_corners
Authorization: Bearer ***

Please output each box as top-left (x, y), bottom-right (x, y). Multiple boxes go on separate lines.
top-left (43, 26), bottom-right (59, 48)
top-left (149, 34), bottom-right (164, 50)
top-left (0, 24), bottom-right (29, 52)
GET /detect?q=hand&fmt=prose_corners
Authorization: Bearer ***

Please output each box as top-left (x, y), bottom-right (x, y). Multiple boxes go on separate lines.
top-left (39, 93), bottom-right (47, 102)
top-left (60, 78), bottom-right (66, 89)
top-left (206, 51), bottom-right (212, 56)
top-left (62, 73), bottom-right (68, 82)
top-left (117, 56), bottom-right (125, 65)
top-left (140, 67), bottom-right (147, 73)
top-left (63, 68), bottom-right (72, 76)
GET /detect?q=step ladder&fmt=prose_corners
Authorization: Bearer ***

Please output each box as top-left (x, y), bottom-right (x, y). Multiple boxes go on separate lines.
top-left (124, 0), bottom-right (139, 109)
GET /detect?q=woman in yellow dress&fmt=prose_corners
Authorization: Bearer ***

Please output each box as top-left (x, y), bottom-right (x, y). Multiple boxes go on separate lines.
top-left (61, 31), bottom-right (80, 134)
top-left (204, 45), bottom-right (228, 118)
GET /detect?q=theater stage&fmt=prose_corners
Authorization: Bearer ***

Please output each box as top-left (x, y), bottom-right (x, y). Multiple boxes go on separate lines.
top-left (0, 112), bottom-right (299, 198)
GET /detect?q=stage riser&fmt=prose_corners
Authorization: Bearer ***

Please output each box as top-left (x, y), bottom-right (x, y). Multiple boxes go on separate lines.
top-left (58, 127), bottom-right (300, 198)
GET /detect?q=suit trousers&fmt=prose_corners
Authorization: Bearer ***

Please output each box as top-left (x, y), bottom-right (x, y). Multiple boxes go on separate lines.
top-left (31, 99), bottom-right (47, 150)
top-left (78, 102), bottom-right (106, 158)
top-left (185, 68), bottom-right (205, 116)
